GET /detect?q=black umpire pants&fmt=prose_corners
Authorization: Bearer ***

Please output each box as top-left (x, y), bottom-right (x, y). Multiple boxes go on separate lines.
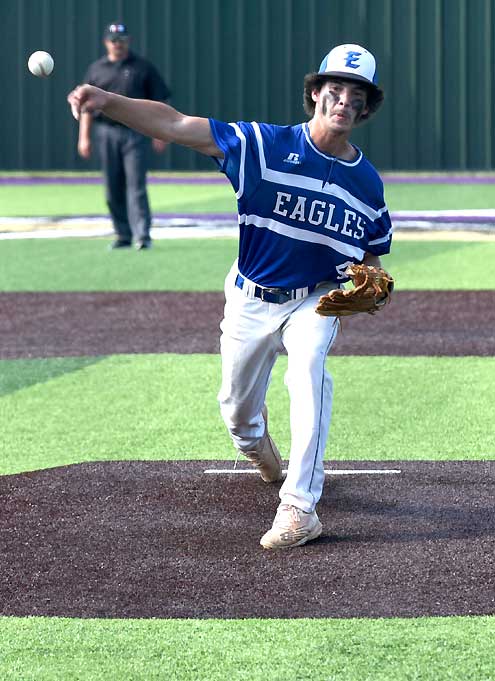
top-left (95, 123), bottom-right (152, 244)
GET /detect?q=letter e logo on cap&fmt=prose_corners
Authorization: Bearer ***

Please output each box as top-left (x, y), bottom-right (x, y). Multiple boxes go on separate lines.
top-left (344, 51), bottom-right (362, 69)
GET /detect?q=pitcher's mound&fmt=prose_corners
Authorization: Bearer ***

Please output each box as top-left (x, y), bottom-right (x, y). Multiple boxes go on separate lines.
top-left (1, 460), bottom-right (494, 619)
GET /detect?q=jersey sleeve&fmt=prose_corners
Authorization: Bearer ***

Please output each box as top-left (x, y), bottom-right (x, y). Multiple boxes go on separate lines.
top-left (208, 119), bottom-right (274, 198)
top-left (366, 207), bottom-right (393, 256)
top-left (363, 174), bottom-right (393, 256)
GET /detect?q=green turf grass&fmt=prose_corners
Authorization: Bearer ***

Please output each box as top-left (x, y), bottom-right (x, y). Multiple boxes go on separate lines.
top-left (1, 354), bottom-right (494, 476)
top-left (0, 181), bottom-right (494, 216)
top-left (385, 239), bottom-right (495, 290)
top-left (0, 238), bottom-right (238, 291)
top-left (1, 238), bottom-right (495, 291)
top-left (0, 615), bottom-right (494, 680)
top-left (0, 184), bottom-right (237, 217)
top-left (382, 183), bottom-right (495, 210)
top-left (0, 171), bottom-right (226, 178)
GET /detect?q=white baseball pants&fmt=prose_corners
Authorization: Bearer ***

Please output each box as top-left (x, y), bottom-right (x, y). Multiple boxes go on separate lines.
top-left (218, 262), bottom-right (339, 513)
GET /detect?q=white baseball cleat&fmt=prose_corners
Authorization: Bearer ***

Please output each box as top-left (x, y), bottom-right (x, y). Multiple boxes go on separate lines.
top-left (260, 504), bottom-right (323, 549)
top-left (238, 405), bottom-right (283, 483)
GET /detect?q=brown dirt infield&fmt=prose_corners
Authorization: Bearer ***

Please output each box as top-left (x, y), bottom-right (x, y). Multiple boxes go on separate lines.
top-left (1, 290), bottom-right (494, 620)
top-left (1, 290), bottom-right (495, 358)
top-left (1, 460), bottom-right (494, 619)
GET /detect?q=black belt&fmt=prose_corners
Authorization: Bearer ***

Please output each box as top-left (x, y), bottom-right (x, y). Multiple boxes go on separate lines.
top-left (235, 274), bottom-right (316, 304)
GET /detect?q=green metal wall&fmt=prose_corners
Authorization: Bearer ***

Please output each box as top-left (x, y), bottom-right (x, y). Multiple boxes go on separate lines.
top-left (2, 0), bottom-right (494, 171)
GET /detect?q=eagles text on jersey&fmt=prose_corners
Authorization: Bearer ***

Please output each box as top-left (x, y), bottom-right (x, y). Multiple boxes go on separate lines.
top-left (209, 119), bottom-right (393, 289)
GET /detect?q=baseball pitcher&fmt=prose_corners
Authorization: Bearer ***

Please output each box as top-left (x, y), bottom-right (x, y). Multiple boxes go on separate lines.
top-left (68, 44), bottom-right (393, 549)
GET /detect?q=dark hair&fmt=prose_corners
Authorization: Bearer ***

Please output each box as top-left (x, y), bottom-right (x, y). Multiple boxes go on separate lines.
top-left (303, 73), bottom-right (384, 122)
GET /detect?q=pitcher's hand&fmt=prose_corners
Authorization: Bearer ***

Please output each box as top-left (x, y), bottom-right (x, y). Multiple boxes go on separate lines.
top-left (68, 84), bottom-right (109, 121)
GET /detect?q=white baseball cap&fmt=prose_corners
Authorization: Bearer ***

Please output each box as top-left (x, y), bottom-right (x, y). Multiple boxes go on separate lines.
top-left (318, 44), bottom-right (379, 87)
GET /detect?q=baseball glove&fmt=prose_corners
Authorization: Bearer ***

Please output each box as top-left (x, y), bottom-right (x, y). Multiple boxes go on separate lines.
top-left (315, 264), bottom-right (394, 317)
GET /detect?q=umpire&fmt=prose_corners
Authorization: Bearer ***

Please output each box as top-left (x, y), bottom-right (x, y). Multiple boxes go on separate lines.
top-left (77, 22), bottom-right (171, 250)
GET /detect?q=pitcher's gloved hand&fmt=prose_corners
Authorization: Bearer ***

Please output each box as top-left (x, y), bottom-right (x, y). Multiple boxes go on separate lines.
top-left (315, 264), bottom-right (394, 317)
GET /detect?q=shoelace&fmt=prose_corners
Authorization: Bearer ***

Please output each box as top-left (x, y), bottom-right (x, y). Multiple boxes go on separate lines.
top-left (233, 450), bottom-right (240, 470)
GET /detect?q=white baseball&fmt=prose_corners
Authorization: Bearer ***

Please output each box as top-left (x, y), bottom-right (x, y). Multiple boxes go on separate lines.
top-left (28, 51), bottom-right (54, 78)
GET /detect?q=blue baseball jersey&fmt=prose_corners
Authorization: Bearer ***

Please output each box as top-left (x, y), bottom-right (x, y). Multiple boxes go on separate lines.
top-left (209, 119), bottom-right (393, 289)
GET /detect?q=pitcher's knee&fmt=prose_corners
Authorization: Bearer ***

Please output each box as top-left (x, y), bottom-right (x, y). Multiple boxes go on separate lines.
top-left (219, 400), bottom-right (264, 448)
top-left (219, 400), bottom-right (247, 430)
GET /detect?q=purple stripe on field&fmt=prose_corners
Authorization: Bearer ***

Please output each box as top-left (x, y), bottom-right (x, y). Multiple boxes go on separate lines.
top-left (154, 212), bottom-right (494, 224)
top-left (154, 213), bottom-right (237, 220)
top-left (43, 212), bottom-right (493, 224)
top-left (0, 176), bottom-right (228, 185)
top-left (1, 174), bottom-right (495, 185)
top-left (382, 175), bottom-right (495, 184)
top-left (54, 213), bottom-right (238, 220)
top-left (392, 215), bottom-right (495, 224)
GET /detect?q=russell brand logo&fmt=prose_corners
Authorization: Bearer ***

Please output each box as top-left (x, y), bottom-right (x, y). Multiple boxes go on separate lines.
top-left (283, 152), bottom-right (301, 165)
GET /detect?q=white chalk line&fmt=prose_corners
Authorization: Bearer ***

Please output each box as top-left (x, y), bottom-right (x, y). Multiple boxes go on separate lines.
top-left (2, 212), bottom-right (495, 241)
top-left (204, 468), bottom-right (401, 476)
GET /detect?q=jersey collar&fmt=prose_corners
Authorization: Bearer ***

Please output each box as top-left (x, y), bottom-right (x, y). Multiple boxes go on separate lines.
top-left (302, 122), bottom-right (363, 167)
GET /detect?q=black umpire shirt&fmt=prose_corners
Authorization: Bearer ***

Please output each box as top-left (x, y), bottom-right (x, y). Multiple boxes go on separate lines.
top-left (84, 51), bottom-right (171, 126)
